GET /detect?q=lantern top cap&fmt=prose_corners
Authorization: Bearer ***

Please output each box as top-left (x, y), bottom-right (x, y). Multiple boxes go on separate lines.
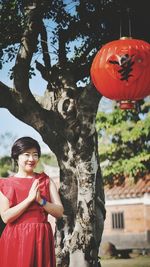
top-left (120, 36), bottom-right (133, 40)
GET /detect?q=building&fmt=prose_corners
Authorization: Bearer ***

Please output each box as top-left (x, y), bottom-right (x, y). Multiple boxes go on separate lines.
top-left (101, 174), bottom-right (150, 251)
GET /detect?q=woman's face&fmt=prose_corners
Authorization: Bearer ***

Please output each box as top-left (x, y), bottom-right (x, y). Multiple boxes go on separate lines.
top-left (17, 147), bottom-right (39, 173)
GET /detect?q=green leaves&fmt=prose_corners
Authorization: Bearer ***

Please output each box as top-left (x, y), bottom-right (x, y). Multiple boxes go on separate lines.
top-left (0, 0), bottom-right (23, 68)
top-left (0, 156), bottom-right (12, 177)
top-left (97, 101), bottom-right (150, 184)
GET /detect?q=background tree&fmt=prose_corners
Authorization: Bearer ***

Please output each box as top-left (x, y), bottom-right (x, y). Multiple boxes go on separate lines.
top-left (0, 132), bottom-right (17, 156)
top-left (0, 1), bottom-right (149, 266)
top-left (96, 99), bottom-right (150, 186)
top-left (0, 155), bottom-right (12, 177)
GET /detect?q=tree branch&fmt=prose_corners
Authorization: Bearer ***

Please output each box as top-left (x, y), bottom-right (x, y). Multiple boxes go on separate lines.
top-left (40, 21), bottom-right (51, 69)
top-left (0, 82), bottom-right (13, 108)
top-left (0, 81), bottom-right (66, 155)
top-left (35, 61), bottom-right (50, 81)
top-left (13, 4), bottom-right (43, 96)
top-left (58, 29), bottom-right (67, 66)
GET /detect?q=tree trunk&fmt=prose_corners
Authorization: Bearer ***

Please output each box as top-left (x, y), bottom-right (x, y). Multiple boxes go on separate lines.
top-left (55, 133), bottom-right (105, 267)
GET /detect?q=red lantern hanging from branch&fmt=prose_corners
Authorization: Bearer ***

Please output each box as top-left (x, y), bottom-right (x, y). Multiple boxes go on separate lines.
top-left (90, 37), bottom-right (150, 109)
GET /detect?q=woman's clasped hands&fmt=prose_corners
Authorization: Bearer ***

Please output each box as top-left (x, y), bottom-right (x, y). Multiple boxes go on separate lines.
top-left (28, 180), bottom-right (41, 203)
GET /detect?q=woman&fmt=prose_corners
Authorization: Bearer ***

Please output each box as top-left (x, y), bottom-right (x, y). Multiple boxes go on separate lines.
top-left (0, 136), bottom-right (64, 267)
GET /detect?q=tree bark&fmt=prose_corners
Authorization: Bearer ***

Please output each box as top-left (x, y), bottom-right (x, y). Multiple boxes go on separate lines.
top-left (55, 114), bottom-right (105, 267)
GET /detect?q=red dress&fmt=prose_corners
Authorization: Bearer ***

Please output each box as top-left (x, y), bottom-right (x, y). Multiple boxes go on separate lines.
top-left (0, 172), bottom-right (56, 267)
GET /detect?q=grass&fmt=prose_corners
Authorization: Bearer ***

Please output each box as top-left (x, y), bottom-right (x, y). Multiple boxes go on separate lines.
top-left (101, 256), bottom-right (150, 267)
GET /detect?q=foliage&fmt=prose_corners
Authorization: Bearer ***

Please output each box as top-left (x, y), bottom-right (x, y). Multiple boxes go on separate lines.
top-left (0, 156), bottom-right (12, 177)
top-left (96, 100), bottom-right (150, 184)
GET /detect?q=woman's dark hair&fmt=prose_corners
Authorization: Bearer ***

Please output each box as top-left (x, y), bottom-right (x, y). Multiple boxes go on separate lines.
top-left (11, 136), bottom-right (41, 161)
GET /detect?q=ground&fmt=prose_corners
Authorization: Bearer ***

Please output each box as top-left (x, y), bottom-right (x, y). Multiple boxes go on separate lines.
top-left (101, 255), bottom-right (150, 267)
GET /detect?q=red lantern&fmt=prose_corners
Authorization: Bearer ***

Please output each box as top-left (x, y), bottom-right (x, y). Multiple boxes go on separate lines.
top-left (90, 37), bottom-right (150, 109)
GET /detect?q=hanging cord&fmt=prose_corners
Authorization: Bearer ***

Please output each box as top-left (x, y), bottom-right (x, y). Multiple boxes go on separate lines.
top-left (119, 8), bottom-right (132, 38)
top-left (119, 10), bottom-right (122, 39)
top-left (119, 14), bottom-right (122, 38)
top-left (118, 8), bottom-right (123, 38)
top-left (127, 8), bottom-right (132, 37)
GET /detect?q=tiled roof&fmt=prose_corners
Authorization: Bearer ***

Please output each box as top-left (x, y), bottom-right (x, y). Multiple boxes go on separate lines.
top-left (105, 174), bottom-right (150, 200)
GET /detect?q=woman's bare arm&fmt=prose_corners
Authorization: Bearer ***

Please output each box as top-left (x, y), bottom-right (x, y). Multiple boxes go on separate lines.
top-left (37, 179), bottom-right (64, 219)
